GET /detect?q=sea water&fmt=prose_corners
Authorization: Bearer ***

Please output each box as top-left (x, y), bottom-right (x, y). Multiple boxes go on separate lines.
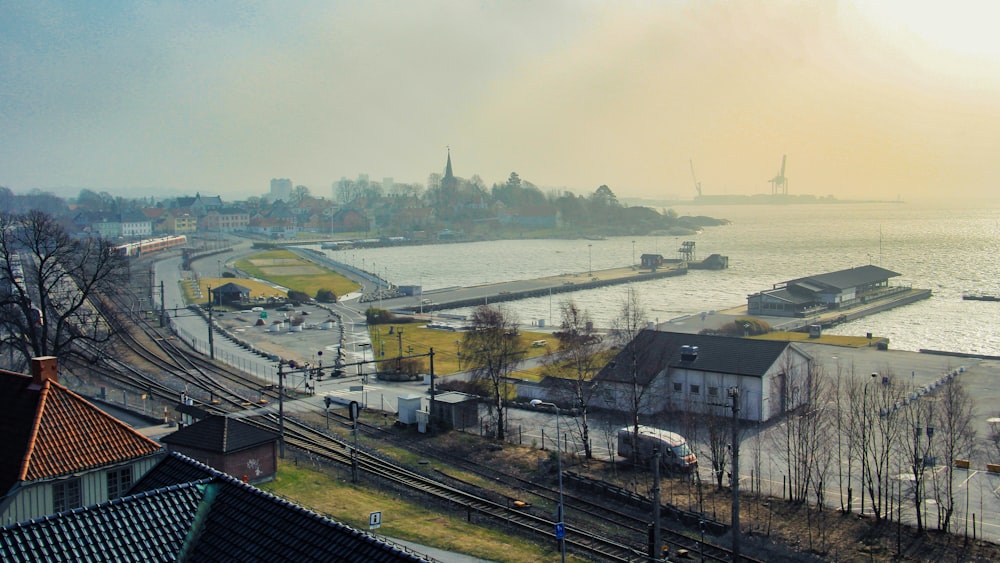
top-left (323, 200), bottom-right (1000, 356)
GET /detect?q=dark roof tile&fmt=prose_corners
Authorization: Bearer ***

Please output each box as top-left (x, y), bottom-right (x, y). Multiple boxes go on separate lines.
top-left (595, 330), bottom-right (799, 385)
top-left (5, 453), bottom-right (431, 562)
top-left (160, 415), bottom-right (278, 454)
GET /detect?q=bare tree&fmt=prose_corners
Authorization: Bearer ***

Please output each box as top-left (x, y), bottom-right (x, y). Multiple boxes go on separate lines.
top-left (543, 300), bottom-right (604, 459)
top-left (931, 376), bottom-right (975, 532)
top-left (896, 390), bottom-right (936, 533)
top-left (464, 304), bottom-right (525, 441)
top-left (831, 360), bottom-right (857, 514)
top-left (608, 288), bottom-right (653, 463)
top-left (701, 403), bottom-right (731, 490)
top-left (866, 371), bottom-right (908, 520)
top-left (777, 358), bottom-right (833, 504)
top-left (0, 210), bottom-right (128, 370)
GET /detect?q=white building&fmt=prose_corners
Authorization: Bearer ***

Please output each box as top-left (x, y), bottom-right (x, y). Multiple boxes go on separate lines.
top-left (591, 331), bottom-right (813, 422)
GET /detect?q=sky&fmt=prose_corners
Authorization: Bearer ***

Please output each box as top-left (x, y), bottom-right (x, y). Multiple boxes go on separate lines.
top-left (2, 1), bottom-right (1000, 203)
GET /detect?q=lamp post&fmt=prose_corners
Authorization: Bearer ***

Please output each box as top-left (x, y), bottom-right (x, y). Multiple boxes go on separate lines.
top-left (530, 399), bottom-right (565, 563)
top-left (632, 240), bottom-right (636, 269)
top-left (588, 244), bottom-right (592, 277)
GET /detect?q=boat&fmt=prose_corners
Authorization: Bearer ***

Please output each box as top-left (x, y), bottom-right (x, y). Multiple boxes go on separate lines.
top-left (962, 292), bottom-right (1000, 302)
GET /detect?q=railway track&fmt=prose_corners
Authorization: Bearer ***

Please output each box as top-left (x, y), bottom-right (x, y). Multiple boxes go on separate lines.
top-left (264, 415), bottom-right (641, 562)
top-left (74, 280), bottom-right (760, 562)
top-left (328, 410), bottom-right (759, 563)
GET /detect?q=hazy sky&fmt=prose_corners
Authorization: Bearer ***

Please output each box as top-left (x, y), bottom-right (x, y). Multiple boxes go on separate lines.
top-left (3, 1), bottom-right (999, 202)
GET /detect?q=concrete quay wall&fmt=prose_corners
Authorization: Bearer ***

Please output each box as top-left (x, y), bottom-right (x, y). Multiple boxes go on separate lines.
top-left (417, 265), bottom-right (688, 312)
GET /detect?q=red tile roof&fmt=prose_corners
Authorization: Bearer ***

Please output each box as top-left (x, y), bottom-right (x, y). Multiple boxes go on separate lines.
top-left (0, 367), bottom-right (162, 492)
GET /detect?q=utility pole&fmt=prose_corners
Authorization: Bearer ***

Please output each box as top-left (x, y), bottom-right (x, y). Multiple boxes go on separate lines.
top-left (278, 361), bottom-right (285, 458)
top-left (652, 448), bottom-right (662, 561)
top-left (207, 286), bottom-right (215, 360)
top-left (396, 327), bottom-right (403, 371)
top-left (159, 280), bottom-right (166, 327)
top-left (429, 348), bottom-right (436, 433)
top-left (729, 386), bottom-right (741, 562)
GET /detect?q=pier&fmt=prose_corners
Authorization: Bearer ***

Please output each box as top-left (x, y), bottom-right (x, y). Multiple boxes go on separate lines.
top-left (377, 262), bottom-right (696, 313)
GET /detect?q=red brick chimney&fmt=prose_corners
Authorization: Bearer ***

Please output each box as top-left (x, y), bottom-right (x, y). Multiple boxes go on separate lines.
top-left (31, 356), bottom-right (58, 385)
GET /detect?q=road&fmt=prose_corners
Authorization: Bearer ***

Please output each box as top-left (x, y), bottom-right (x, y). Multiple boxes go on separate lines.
top-left (148, 235), bottom-right (1000, 543)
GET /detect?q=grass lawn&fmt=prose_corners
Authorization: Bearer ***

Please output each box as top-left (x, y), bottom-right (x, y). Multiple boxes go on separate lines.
top-left (368, 323), bottom-right (554, 375)
top-left (259, 460), bottom-right (560, 562)
top-left (235, 249), bottom-right (360, 298)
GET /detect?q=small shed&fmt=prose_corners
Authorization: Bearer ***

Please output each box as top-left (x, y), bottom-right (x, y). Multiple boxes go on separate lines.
top-left (431, 391), bottom-right (479, 431)
top-left (210, 282), bottom-right (251, 306)
top-left (397, 394), bottom-right (423, 425)
top-left (161, 415), bottom-right (279, 483)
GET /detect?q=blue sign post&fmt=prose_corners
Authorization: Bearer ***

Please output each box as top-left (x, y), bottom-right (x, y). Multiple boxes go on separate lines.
top-left (554, 522), bottom-right (565, 540)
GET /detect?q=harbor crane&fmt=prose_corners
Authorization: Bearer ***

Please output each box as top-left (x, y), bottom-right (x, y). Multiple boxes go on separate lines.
top-left (769, 154), bottom-right (788, 195)
top-left (689, 159), bottom-right (702, 197)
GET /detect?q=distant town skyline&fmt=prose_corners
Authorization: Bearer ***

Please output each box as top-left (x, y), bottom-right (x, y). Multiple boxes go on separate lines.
top-left (2, 1), bottom-right (999, 203)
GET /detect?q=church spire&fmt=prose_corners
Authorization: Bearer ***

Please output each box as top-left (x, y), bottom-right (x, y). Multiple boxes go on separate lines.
top-left (444, 146), bottom-right (454, 180)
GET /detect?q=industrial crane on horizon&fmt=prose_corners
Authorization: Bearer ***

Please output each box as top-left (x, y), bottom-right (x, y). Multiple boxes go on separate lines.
top-left (769, 155), bottom-right (788, 195)
top-left (689, 159), bottom-right (702, 198)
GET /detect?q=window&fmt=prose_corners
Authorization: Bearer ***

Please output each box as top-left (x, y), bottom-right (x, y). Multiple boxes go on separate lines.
top-left (53, 478), bottom-right (82, 512)
top-left (673, 382), bottom-right (682, 392)
top-left (107, 467), bottom-right (133, 500)
top-left (690, 384), bottom-right (700, 395)
top-left (708, 387), bottom-right (719, 397)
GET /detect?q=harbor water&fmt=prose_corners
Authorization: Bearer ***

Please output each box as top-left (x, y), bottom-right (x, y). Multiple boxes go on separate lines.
top-left (320, 200), bottom-right (1000, 357)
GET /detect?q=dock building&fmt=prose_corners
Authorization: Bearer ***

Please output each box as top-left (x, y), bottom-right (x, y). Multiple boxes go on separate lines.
top-left (747, 265), bottom-right (904, 318)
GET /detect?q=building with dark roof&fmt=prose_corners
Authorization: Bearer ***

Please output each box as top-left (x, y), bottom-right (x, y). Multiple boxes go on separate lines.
top-left (747, 265), bottom-right (903, 317)
top-left (161, 415), bottom-right (279, 483)
top-left (0, 452), bottom-right (432, 562)
top-left (592, 331), bottom-right (812, 422)
top-left (210, 282), bottom-right (251, 306)
top-left (0, 357), bottom-right (164, 525)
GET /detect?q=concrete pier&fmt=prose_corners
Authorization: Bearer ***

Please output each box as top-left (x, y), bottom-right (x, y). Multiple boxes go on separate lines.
top-left (376, 263), bottom-right (691, 312)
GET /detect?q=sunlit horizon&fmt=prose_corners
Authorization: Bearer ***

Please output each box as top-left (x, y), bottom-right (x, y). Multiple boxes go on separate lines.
top-left (2, 1), bottom-right (999, 203)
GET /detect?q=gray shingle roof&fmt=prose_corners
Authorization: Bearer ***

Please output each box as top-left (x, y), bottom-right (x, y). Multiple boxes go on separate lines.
top-left (595, 330), bottom-right (797, 385)
top-left (1, 453), bottom-right (432, 562)
top-left (160, 415), bottom-right (278, 454)
top-left (789, 265), bottom-right (900, 291)
top-left (0, 483), bottom-right (202, 561)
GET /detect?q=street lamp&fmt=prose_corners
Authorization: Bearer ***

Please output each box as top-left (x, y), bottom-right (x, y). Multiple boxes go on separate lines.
top-left (529, 399), bottom-right (566, 563)
top-left (587, 244), bottom-right (592, 277)
top-left (632, 240), bottom-right (636, 269)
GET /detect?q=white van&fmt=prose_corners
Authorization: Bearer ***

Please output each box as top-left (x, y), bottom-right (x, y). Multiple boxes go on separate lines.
top-left (617, 425), bottom-right (697, 472)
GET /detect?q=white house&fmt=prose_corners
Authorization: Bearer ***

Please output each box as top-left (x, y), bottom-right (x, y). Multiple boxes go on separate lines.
top-left (592, 330), bottom-right (813, 422)
top-left (0, 357), bottom-right (164, 525)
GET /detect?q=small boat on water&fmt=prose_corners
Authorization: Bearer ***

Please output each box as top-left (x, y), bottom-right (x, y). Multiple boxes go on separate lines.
top-left (962, 292), bottom-right (1000, 302)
